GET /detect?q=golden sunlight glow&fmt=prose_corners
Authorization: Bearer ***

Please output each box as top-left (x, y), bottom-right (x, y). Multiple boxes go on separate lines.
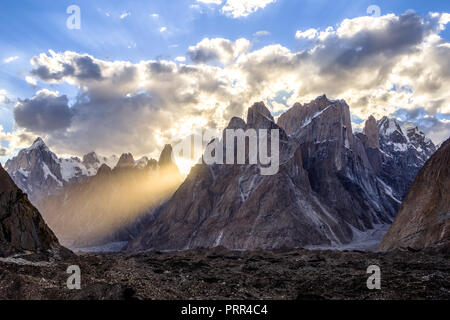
top-left (175, 156), bottom-right (198, 176)
top-left (38, 165), bottom-right (184, 247)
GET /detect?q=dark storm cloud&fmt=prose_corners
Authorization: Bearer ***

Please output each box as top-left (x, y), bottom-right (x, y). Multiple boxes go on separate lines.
top-left (188, 48), bottom-right (219, 64)
top-left (313, 12), bottom-right (435, 76)
top-left (45, 92), bottom-right (169, 155)
top-left (14, 91), bottom-right (73, 133)
top-left (31, 55), bottom-right (102, 81)
top-left (148, 61), bottom-right (174, 74)
top-left (31, 63), bottom-right (75, 81)
top-left (74, 56), bottom-right (102, 80)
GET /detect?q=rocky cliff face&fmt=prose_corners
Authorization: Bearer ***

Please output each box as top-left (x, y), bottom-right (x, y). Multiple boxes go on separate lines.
top-left (278, 96), bottom-right (400, 231)
top-left (379, 138), bottom-right (450, 250)
top-left (36, 146), bottom-right (183, 248)
top-left (5, 139), bottom-right (119, 202)
top-left (0, 163), bottom-right (60, 257)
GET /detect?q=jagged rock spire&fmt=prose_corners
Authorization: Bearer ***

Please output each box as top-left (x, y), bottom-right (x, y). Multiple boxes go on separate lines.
top-left (115, 153), bottom-right (135, 169)
top-left (158, 144), bottom-right (174, 167)
top-left (246, 101), bottom-right (274, 129)
top-left (363, 115), bottom-right (380, 149)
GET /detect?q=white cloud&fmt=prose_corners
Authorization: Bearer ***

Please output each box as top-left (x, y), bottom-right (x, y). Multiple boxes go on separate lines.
top-left (295, 28), bottom-right (318, 40)
top-left (0, 89), bottom-right (11, 104)
top-left (3, 56), bottom-right (19, 63)
top-left (188, 38), bottom-right (251, 64)
top-left (196, 0), bottom-right (223, 4)
top-left (150, 13), bottom-right (159, 18)
top-left (25, 76), bottom-right (37, 86)
top-left (120, 12), bottom-right (131, 19)
top-left (430, 12), bottom-right (450, 27)
top-left (175, 56), bottom-right (186, 62)
top-left (254, 30), bottom-right (270, 37)
top-left (160, 27), bottom-right (167, 32)
top-left (441, 13), bottom-right (450, 24)
top-left (0, 124), bottom-right (37, 158)
top-left (222, 0), bottom-right (276, 18)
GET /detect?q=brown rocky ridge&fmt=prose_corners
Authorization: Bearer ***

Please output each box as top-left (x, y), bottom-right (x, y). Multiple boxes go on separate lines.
top-left (0, 163), bottom-right (61, 257)
top-left (379, 138), bottom-right (450, 250)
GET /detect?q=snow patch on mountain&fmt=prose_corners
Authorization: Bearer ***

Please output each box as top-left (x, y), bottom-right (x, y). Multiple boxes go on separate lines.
top-left (42, 163), bottom-right (63, 187)
top-left (301, 105), bottom-right (334, 128)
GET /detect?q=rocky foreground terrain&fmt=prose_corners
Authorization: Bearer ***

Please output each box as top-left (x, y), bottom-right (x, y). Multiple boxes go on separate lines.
top-left (0, 247), bottom-right (449, 300)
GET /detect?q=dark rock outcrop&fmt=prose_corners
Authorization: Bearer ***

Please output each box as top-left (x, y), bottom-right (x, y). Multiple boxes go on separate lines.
top-left (363, 115), bottom-right (380, 149)
top-left (115, 153), bottom-right (135, 169)
top-left (0, 163), bottom-right (60, 257)
top-left (158, 144), bottom-right (181, 176)
top-left (82, 152), bottom-right (100, 168)
top-left (379, 138), bottom-right (450, 250)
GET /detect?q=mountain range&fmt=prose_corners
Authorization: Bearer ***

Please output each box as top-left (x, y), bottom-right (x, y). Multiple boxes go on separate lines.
top-left (4, 138), bottom-right (119, 203)
top-left (4, 140), bottom-right (183, 248)
top-left (2, 94), bottom-right (442, 252)
top-left (125, 95), bottom-right (437, 251)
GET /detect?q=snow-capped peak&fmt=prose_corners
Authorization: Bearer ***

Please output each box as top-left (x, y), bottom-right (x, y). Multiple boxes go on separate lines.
top-left (135, 156), bottom-right (149, 169)
top-left (82, 152), bottom-right (100, 166)
top-left (378, 117), bottom-right (404, 137)
top-left (27, 137), bottom-right (49, 151)
top-left (401, 122), bottom-right (417, 132)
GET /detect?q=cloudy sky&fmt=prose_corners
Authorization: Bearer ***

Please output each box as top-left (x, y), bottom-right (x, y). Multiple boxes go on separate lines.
top-left (0, 0), bottom-right (449, 172)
